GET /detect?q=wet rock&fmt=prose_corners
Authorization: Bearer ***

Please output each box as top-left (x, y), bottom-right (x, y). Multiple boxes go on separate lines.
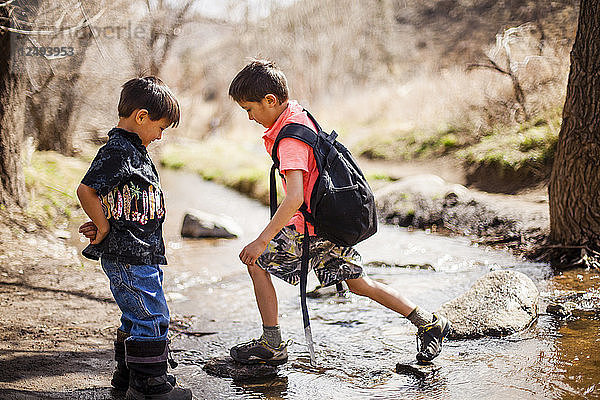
top-left (365, 261), bottom-right (434, 270)
top-left (436, 270), bottom-right (539, 339)
top-left (375, 174), bottom-right (548, 244)
top-left (395, 360), bottom-right (441, 379)
top-left (306, 284), bottom-right (347, 298)
top-left (203, 356), bottom-right (279, 381)
top-left (548, 290), bottom-right (600, 313)
top-left (375, 174), bottom-right (468, 229)
top-left (546, 302), bottom-right (577, 318)
top-left (180, 209), bottom-right (243, 238)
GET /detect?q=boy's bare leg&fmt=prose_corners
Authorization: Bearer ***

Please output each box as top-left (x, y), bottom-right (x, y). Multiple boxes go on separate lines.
top-left (230, 264), bottom-right (287, 365)
top-left (247, 264), bottom-right (278, 326)
top-left (345, 276), bottom-right (416, 317)
top-left (346, 276), bottom-right (449, 362)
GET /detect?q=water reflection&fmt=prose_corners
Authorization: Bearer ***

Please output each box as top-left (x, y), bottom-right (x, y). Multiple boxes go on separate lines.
top-left (233, 376), bottom-right (289, 400)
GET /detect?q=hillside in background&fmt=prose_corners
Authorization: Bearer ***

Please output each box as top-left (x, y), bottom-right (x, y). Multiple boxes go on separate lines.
top-left (153, 0), bottom-right (578, 195)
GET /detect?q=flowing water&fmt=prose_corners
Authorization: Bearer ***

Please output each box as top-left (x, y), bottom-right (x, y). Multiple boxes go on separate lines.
top-left (157, 169), bottom-right (599, 400)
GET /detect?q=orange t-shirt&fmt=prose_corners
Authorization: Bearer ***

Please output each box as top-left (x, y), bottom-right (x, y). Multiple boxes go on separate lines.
top-left (262, 100), bottom-right (318, 235)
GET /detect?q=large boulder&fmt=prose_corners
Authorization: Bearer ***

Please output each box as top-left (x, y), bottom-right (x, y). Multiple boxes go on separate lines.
top-left (180, 209), bottom-right (243, 239)
top-left (437, 270), bottom-right (539, 339)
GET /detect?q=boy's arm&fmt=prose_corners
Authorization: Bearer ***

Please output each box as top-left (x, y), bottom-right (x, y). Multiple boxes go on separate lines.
top-left (239, 169), bottom-right (304, 266)
top-left (76, 183), bottom-right (110, 244)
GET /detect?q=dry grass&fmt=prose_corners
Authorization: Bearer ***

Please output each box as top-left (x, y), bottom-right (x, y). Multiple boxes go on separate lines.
top-left (23, 149), bottom-right (88, 228)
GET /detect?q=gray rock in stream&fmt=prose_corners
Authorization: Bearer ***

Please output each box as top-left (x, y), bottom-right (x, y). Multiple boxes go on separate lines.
top-left (203, 356), bottom-right (279, 381)
top-left (436, 270), bottom-right (539, 339)
top-left (375, 174), bottom-right (548, 241)
top-left (181, 209), bottom-right (243, 238)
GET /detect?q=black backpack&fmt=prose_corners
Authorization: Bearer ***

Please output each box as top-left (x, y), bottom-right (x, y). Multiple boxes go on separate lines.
top-left (269, 109), bottom-right (377, 365)
top-left (269, 110), bottom-right (377, 247)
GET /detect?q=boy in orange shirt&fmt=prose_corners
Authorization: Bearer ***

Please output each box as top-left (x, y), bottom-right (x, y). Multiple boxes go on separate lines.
top-left (228, 60), bottom-right (450, 366)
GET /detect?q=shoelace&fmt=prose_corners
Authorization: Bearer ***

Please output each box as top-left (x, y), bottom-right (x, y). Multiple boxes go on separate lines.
top-left (238, 338), bottom-right (291, 352)
top-left (238, 338), bottom-right (262, 350)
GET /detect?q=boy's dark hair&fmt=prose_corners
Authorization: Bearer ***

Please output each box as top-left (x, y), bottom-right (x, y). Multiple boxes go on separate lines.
top-left (229, 59), bottom-right (288, 104)
top-left (118, 76), bottom-right (180, 128)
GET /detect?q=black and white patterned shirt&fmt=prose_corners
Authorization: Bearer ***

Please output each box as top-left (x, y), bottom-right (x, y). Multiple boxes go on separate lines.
top-left (81, 128), bottom-right (167, 265)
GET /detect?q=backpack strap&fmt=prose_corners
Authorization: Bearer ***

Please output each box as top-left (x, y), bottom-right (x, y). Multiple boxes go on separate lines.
top-left (303, 109), bottom-right (338, 143)
top-left (301, 218), bottom-right (316, 365)
top-left (269, 122), bottom-right (319, 220)
top-left (271, 123), bottom-right (318, 165)
top-left (303, 109), bottom-right (322, 133)
top-left (268, 122), bottom-right (319, 365)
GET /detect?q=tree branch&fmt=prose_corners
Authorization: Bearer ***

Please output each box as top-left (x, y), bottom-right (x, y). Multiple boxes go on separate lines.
top-left (0, 7), bottom-right (103, 35)
top-left (78, 2), bottom-right (108, 60)
top-left (466, 62), bottom-right (510, 75)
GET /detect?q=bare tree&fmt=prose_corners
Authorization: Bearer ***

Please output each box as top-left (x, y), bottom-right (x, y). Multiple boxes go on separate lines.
top-left (0, 0), bottom-right (39, 207)
top-left (26, 2), bottom-right (100, 155)
top-left (0, 0), bottom-right (105, 208)
top-left (128, 0), bottom-right (198, 76)
top-left (547, 0), bottom-right (600, 269)
top-left (467, 24), bottom-right (544, 122)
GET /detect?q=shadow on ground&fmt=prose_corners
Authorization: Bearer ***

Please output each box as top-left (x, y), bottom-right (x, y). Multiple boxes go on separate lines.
top-left (0, 349), bottom-right (111, 383)
top-left (0, 388), bottom-right (125, 400)
top-left (0, 281), bottom-right (113, 304)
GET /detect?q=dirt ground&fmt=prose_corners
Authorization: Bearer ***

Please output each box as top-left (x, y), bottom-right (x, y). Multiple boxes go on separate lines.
top-left (0, 208), bottom-right (121, 399)
top-left (0, 161), bottom-right (551, 399)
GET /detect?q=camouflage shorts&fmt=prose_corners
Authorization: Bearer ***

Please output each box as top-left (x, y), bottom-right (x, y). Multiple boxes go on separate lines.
top-left (255, 226), bottom-right (364, 287)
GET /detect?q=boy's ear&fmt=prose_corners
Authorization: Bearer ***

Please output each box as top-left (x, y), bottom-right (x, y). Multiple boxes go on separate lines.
top-left (264, 94), bottom-right (278, 106)
top-left (134, 109), bottom-right (149, 124)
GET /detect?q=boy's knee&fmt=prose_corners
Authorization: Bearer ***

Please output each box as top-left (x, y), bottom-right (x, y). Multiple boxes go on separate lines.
top-left (247, 263), bottom-right (266, 278)
top-left (346, 277), bottom-right (369, 296)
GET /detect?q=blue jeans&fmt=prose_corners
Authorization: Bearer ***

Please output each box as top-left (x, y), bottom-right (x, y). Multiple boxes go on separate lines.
top-left (101, 259), bottom-right (170, 341)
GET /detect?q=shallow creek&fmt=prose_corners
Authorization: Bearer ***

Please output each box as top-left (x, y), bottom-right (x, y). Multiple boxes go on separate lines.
top-left (158, 169), bottom-right (599, 400)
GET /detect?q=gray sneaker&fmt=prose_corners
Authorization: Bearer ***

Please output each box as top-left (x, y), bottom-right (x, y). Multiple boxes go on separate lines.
top-left (230, 338), bottom-right (288, 366)
top-left (416, 313), bottom-right (450, 363)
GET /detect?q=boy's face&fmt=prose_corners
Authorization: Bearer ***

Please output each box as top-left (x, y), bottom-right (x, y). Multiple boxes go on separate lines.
top-left (238, 95), bottom-right (281, 129)
top-left (136, 112), bottom-right (171, 147)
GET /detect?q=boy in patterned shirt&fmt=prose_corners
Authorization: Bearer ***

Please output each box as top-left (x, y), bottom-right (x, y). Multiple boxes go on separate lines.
top-left (77, 77), bottom-right (191, 400)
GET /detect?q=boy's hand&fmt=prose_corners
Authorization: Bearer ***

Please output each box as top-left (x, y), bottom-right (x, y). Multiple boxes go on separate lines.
top-left (239, 237), bottom-right (268, 266)
top-left (78, 220), bottom-right (110, 244)
top-left (78, 221), bottom-right (97, 241)
top-left (76, 184), bottom-right (110, 245)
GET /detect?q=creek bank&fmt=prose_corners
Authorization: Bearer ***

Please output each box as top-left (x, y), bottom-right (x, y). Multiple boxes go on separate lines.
top-left (375, 174), bottom-right (549, 257)
top-left (437, 270), bottom-right (539, 339)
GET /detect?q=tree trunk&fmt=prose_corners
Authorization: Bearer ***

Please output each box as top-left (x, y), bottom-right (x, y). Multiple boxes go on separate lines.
top-left (31, 28), bottom-right (93, 155)
top-left (548, 0), bottom-right (600, 251)
top-left (0, 6), bottom-right (28, 207)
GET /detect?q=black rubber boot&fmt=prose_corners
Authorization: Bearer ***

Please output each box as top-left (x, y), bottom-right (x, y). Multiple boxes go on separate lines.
top-left (125, 340), bottom-right (191, 400)
top-left (111, 329), bottom-right (131, 390)
top-left (112, 331), bottom-right (177, 391)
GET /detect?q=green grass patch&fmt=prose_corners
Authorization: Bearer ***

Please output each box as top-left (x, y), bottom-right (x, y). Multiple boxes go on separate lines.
top-left (459, 110), bottom-right (561, 170)
top-left (24, 151), bottom-right (87, 227)
top-left (355, 123), bottom-right (471, 161)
